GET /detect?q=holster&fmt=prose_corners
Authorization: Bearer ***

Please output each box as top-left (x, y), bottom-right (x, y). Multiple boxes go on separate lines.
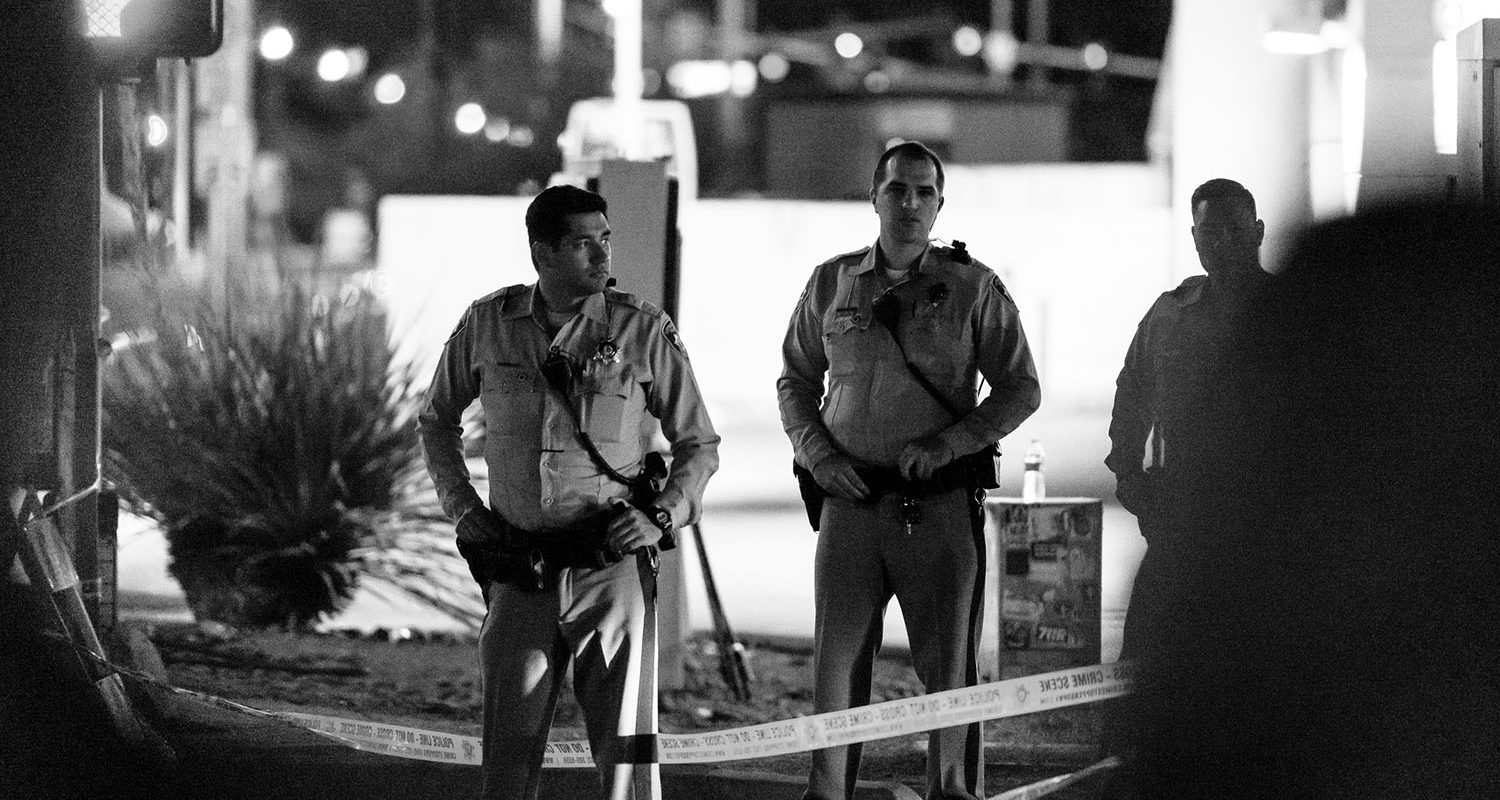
top-left (792, 461), bottom-right (826, 531)
top-left (791, 445), bottom-right (998, 532)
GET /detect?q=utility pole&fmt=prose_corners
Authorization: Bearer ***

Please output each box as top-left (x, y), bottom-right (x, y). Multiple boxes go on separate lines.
top-left (197, 0), bottom-right (257, 324)
top-left (716, 0), bottom-right (754, 191)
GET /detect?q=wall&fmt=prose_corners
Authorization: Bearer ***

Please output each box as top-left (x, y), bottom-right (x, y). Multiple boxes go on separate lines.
top-left (377, 162), bottom-right (1176, 501)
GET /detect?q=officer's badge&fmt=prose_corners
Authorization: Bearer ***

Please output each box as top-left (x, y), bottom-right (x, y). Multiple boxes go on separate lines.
top-left (927, 282), bottom-right (949, 309)
top-left (593, 337), bottom-right (621, 364)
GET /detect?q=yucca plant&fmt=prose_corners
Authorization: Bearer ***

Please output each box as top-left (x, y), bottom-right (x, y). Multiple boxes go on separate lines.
top-left (103, 284), bottom-right (480, 629)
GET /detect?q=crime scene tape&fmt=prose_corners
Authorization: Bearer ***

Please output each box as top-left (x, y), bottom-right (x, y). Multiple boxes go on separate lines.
top-left (58, 633), bottom-right (1131, 770)
top-left (264, 660), bottom-right (1131, 768)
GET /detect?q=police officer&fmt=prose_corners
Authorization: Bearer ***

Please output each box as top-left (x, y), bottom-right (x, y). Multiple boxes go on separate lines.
top-left (1105, 177), bottom-right (1269, 661)
top-left (778, 141), bottom-right (1040, 800)
top-left (418, 185), bottom-right (719, 800)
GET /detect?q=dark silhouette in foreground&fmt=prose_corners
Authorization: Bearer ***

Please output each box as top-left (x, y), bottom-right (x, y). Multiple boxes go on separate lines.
top-left (1108, 202), bottom-right (1500, 799)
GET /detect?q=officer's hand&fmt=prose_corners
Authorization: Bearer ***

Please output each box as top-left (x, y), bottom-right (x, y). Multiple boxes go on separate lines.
top-left (1116, 470), bottom-right (1168, 521)
top-left (605, 500), bottom-right (661, 556)
top-left (455, 506), bottom-right (506, 548)
top-left (812, 454), bottom-right (870, 501)
top-left (898, 436), bottom-right (954, 482)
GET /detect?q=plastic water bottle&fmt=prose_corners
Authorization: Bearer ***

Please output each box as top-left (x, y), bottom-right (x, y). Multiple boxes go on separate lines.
top-left (1022, 439), bottom-right (1046, 502)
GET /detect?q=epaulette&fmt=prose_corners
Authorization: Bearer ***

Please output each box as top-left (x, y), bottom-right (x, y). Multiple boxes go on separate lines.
top-left (821, 245), bottom-right (871, 267)
top-left (604, 287), bottom-right (661, 318)
top-left (473, 284), bottom-right (521, 311)
top-left (1166, 275), bottom-right (1209, 299)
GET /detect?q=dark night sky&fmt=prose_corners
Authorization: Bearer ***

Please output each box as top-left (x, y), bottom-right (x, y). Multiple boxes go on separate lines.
top-left (255, 1), bottom-right (1173, 62)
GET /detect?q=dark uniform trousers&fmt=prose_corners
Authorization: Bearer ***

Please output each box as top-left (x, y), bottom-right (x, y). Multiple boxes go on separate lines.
top-left (804, 487), bottom-right (985, 800)
top-left (478, 551), bottom-right (660, 800)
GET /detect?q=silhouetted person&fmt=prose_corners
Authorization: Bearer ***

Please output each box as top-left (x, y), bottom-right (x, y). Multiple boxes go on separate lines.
top-left (1106, 178), bottom-right (1271, 663)
top-left (1108, 201), bottom-right (1500, 799)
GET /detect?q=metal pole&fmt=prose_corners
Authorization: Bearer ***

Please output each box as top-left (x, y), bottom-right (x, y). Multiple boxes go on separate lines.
top-left (173, 58), bottom-right (193, 267)
top-left (992, 0), bottom-right (1012, 35)
top-left (611, 0), bottom-right (645, 157)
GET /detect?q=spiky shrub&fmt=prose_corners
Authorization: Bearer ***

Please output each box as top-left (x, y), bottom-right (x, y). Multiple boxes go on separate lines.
top-left (102, 286), bottom-right (475, 629)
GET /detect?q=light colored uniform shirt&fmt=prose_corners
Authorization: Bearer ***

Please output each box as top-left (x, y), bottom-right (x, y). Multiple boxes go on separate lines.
top-left (778, 242), bottom-right (1040, 470)
top-left (418, 284), bottom-right (719, 532)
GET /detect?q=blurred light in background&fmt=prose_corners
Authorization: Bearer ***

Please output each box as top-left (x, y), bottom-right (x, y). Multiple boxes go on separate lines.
top-left (667, 60), bottom-right (732, 98)
top-left (1082, 42), bottom-right (1109, 71)
top-left (730, 59), bottom-right (757, 97)
top-left (454, 102), bottom-right (486, 135)
top-left (863, 70), bottom-right (891, 93)
top-left (982, 30), bottom-right (1019, 74)
top-left (508, 126), bottom-right (536, 148)
top-left (373, 73), bottom-right (406, 105)
top-left (483, 118), bottom-right (511, 142)
top-left (835, 32), bottom-right (863, 59)
top-left (259, 25), bottom-right (294, 61)
top-left (1433, 39), bottom-right (1457, 155)
top-left (758, 52), bottom-right (790, 82)
top-left (343, 46), bottom-right (368, 78)
top-left (1262, 28), bottom-right (1328, 55)
top-left (83, 0), bottom-right (128, 37)
top-left (667, 59), bottom-right (756, 98)
top-left (1341, 42), bottom-right (1367, 208)
top-left (317, 48), bottom-right (351, 81)
top-left (1432, 0), bottom-right (1500, 155)
top-left (145, 113), bottom-right (169, 147)
top-left (952, 25), bottom-right (983, 58)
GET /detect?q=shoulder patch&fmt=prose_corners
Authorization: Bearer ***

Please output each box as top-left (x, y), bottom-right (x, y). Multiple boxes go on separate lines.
top-left (662, 318), bottom-right (687, 357)
top-left (988, 274), bottom-right (1015, 305)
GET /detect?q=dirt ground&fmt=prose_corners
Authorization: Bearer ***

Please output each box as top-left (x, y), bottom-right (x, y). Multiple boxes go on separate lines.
top-left (145, 622), bottom-right (1111, 798)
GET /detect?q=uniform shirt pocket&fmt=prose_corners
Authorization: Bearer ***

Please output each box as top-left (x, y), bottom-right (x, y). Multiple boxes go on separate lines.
top-left (579, 363), bottom-right (638, 444)
top-left (479, 362), bottom-right (543, 437)
top-left (822, 310), bottom-right (868, 378)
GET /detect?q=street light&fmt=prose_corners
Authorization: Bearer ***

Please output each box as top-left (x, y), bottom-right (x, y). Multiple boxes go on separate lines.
top-left (454, 102), bottom-right (486, 135)
top-left (259, 25), bottom-right (293, 61)
top-left (1082, 42), bottom-right (1109, 71)
top-left (835, 32), bottom-right (864, 59)
top-left (317, 48), bottom-right (351, 82)
top-left (952, 25), bottom-right (983, 58)
top-left (373, 73), bottom-right (406, 105)
top-left (758, 52), bottom-right (791, 82)
top-left (145, 113), bottom-right (170, 147)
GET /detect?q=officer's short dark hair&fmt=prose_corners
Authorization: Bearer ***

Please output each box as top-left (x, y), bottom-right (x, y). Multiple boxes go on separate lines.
top-left (525, 185), bottom-right (608, 247)
top-left (1190, 178), bottom-right (1256, 218)
top-left (872, 141), bottom-right (945, 194)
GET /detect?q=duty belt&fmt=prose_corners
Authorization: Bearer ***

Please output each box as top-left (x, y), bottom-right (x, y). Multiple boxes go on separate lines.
top-left (854, 447), bottom-right (998, 500)
top-left (457, 516), bottom-right (621, 593)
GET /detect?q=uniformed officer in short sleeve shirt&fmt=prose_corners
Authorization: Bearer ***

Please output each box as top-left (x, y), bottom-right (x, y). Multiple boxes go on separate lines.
top-left (418, 185), bottom-right (719, 800)
top-left (778, 142), bottom-right (1040, 800)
